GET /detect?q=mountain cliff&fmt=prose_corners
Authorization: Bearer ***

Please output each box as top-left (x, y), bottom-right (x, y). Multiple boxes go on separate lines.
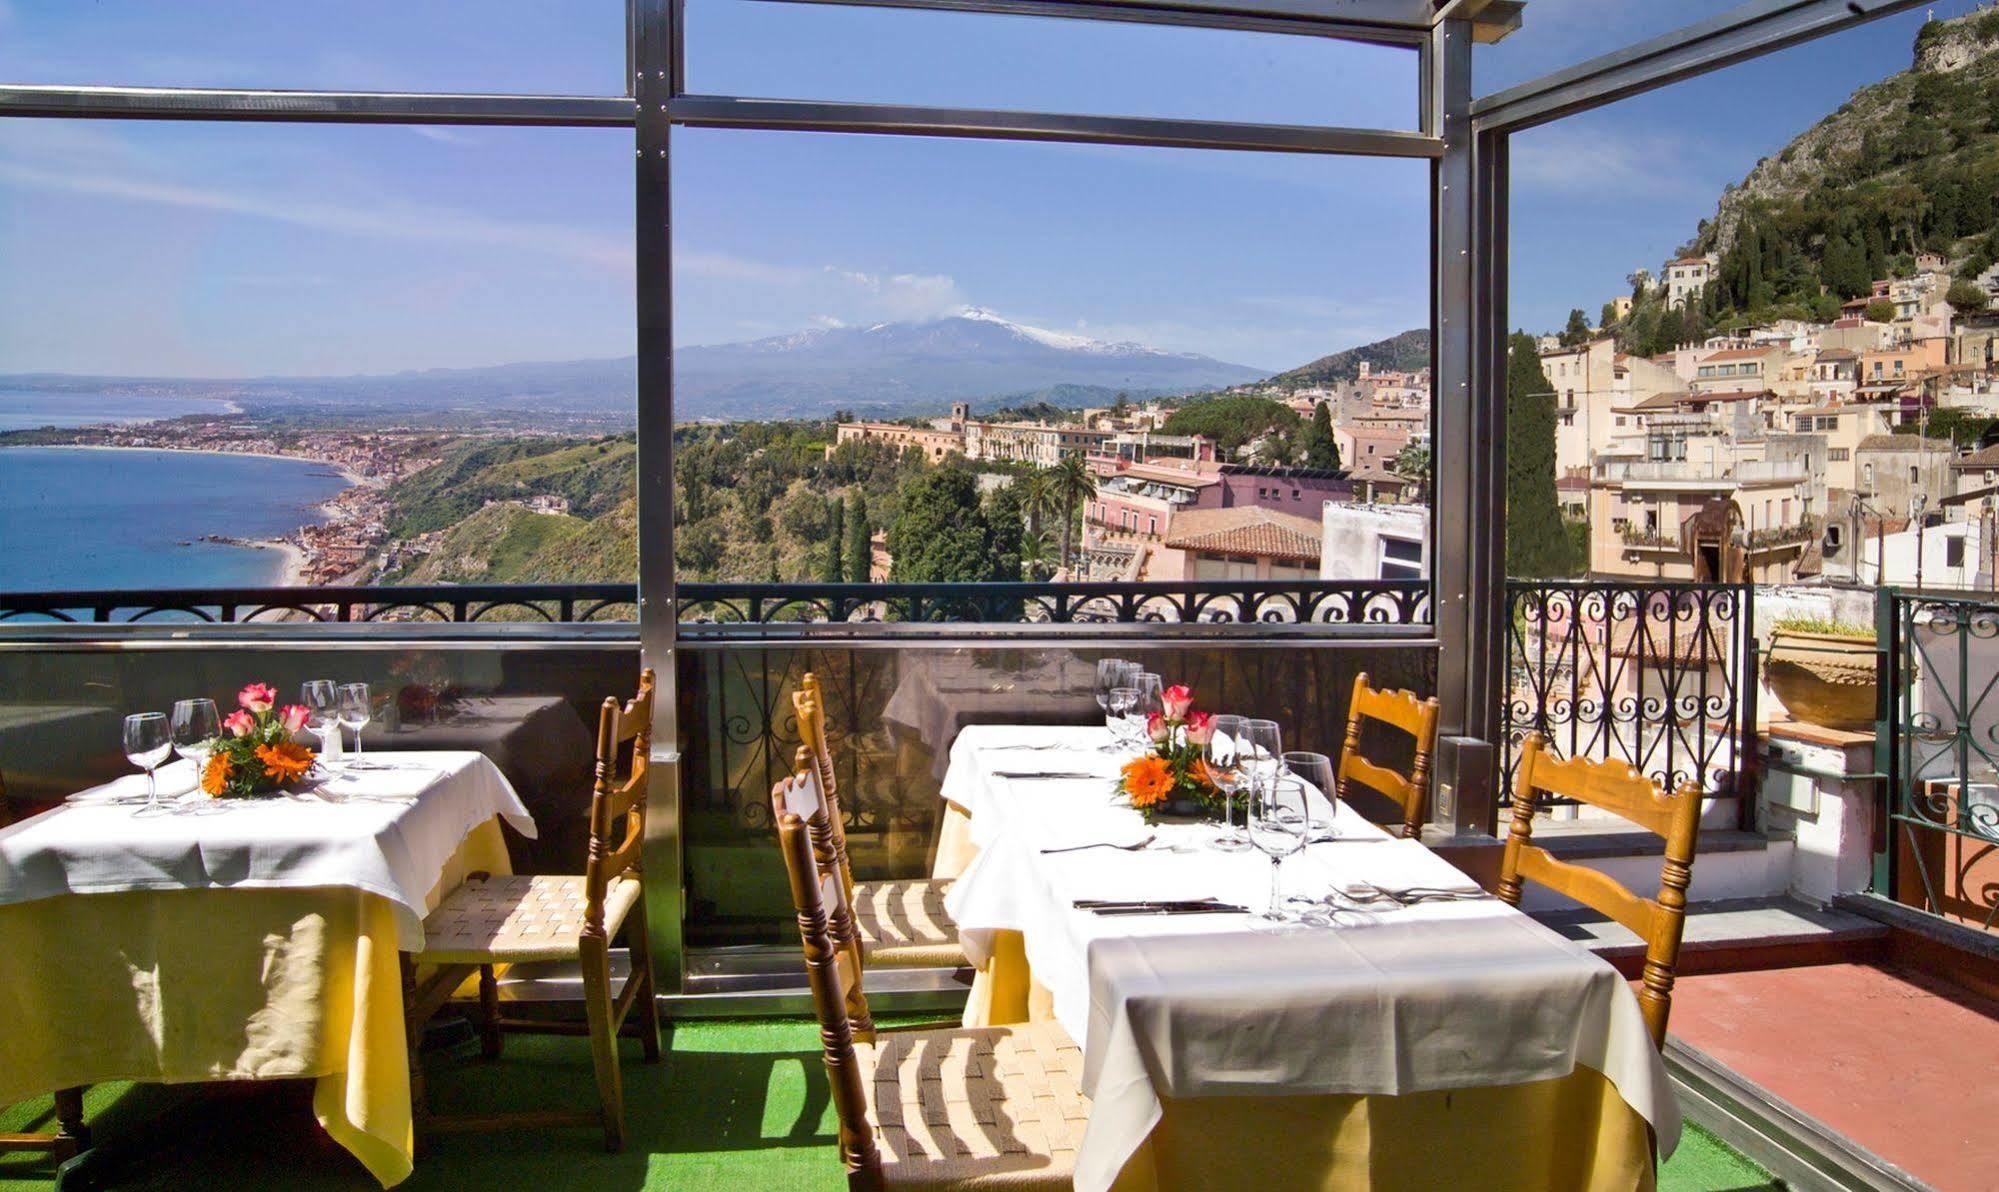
top-left (1691, 9), bottom-right (1999, 315)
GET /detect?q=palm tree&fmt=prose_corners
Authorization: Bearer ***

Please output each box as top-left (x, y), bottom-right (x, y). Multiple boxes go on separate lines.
top-left (1047, 455), bottom-right (1098, 577)
top-left (1021, 468), bottom-right (1057, 541)
top-left (1019, 525), bottom-right (1056, 581)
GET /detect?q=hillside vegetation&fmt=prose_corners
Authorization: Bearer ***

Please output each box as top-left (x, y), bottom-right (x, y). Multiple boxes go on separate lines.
top-left (1264, 328), bottom-right (1431, 390)
top-left (1663, 10), bottom-right (1999, 337)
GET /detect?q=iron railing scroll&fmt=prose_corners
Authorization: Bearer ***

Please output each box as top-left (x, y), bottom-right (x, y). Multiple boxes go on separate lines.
top-left (1502, 580), bottom-right (1759, 822)
top-left (1881, 590), bottom-right (1999, 931)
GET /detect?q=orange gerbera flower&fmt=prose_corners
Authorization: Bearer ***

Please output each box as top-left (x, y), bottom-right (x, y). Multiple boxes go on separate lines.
top-left (1120, 755), bottom-right (1176, 809)
top-left (202, 752), bottom-right (233, 797)
top-left (254, 740), bottom-right (315, 785)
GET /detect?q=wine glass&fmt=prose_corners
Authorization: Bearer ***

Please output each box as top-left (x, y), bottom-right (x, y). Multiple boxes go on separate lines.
top-left (1106, 685), bottom-right (1140, 752)
top-left (337, 683), bottom-right (375, 769)
top-left (1247, 770), bottom-right (1311, 924)
top-left (1094, 659), bottom-right (1139, 752)
top-left (1130, 673), bottom-right (1165, 748)
top-left (301, 680), bottom-right (340, 765)
top-left (1241, 719), bottom-right (1283, 803)
top-left (124, 712), bottom-right (172, 817)
top-left (170, 699), bottom-right (220, 787)
top-left (1203, 714), bottom-right (1251, 852)
top-left (1282, 751), bottom-right (1339, 841)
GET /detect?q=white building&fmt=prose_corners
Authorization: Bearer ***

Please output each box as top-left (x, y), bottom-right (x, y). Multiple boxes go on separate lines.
top-left (1320, 501), bottom-right (1429, 582)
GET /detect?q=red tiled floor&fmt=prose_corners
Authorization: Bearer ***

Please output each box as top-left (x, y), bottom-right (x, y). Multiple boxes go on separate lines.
top-left (1667, 963), bottom-right (1999, 1192)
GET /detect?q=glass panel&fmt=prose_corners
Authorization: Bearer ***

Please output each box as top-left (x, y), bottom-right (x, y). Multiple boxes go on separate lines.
top-left (678, 641), bottom-right (1438, 948)
top-left (0, 640), bottom-right (639, 874)
top-left (0, 0), bottom-right (626, 95)
top-left (0, 120), bottom-right (635, 595)
top-left (671, 128), bottom-right (1433, 612)
top-left (685, 0), bottom-right (1419, 129)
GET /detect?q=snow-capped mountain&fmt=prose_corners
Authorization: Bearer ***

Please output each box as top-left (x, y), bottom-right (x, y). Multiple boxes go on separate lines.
top-left (674, 309), bottom-right (1264, 420)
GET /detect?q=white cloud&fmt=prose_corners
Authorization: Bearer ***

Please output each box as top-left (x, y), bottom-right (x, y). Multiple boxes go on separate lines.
top-left (824, 267), bottom-right (964, 321)
top-left (407, 127), bottom-right (481, 147)
top-left (1510, 124), bottom-right (1727, 200)
top-left (809, 314), bottom-right (847, 329)
top-left (0, 157), bottom-right (632, 273)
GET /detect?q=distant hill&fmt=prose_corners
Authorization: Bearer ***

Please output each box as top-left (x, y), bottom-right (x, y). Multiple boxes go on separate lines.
top-left (1263, 329), bottom-right (1431, 389)
top-left (672, 308), bottom-right (1264, 420)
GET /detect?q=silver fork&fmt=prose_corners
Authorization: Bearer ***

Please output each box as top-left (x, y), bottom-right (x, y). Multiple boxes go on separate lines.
top-left (1041, 834), bottom-right (1156, 854)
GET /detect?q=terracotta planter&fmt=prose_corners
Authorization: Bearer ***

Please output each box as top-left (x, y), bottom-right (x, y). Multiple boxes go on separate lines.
top-left (1765, 630), bottom-right (1879, 731)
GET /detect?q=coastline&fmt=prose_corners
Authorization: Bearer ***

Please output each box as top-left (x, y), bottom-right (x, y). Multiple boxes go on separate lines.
top-left (24, 441), bottom-right (365, 486)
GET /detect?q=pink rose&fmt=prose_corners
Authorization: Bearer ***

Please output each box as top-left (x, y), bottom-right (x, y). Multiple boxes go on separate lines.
top-left (1161, 684), bottom-right (1193, 722)
top-left (280, 704), bottom-right (311, 734)
top-left (224, 710), bottom-right (255, 738)
top-left (238, 682), bottom-right (276, 713)
top-left (1145, 711), bottom-right (1171, 744)
top-left (1184, 711), bottom-right (1215, 747)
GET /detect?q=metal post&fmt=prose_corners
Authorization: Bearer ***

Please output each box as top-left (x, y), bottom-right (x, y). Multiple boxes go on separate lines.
top-left (634, 0), bottom-right (686, 995)
top-left (1428, 16), bottom-right (1497, 838)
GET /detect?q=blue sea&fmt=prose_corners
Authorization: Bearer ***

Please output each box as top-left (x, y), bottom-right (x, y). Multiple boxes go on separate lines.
top-left (0, 447), bottom-right (351, 591)
top-left (0, 389), bottom-right (238, 432)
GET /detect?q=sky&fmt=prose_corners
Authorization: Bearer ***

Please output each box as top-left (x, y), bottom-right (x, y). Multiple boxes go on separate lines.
top-left (0, 0), bottom-right (1987, 379)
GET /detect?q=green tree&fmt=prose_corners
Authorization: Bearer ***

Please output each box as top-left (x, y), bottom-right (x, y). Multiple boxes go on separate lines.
top-left (1161, 395), bottom-right (1301, 455)
top-left (1864, 298), bottom-right (1897, 324)
top-left (1047, 455), bottom-right (1099, 576)
top-left (1559, 308), bottom-right (1592, 347)
top-left (846, 491), bottom-right (872, 583)
top-left (1599, 301), bottom-right (1621, 330)
top-left (886, 465), bottom-right (997, 584)
top-left (1948, 279), bottom-right (1990, 313)
top-left (1390, 442), bottom-right (1430, 503)
top-left (821, 495), bottom-right (845, 583)
top-left (1506, 332), bottom-right (1587, 579)
top-left (1299, 401), bottom-right (1341, 470)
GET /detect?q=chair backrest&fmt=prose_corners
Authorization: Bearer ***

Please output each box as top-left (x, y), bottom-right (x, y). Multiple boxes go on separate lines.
top-left (584, 668), bottom-right (655, 936)
top-left (1496, 734), bottom-right (1703, 1049)
top-left (793, 675), bottom-right (856, 897)
top-left (771, 769), bottom-right (876, 1038)
top-left (1335, 672), bottom-right (1441, 839)
top-left (773, 776), bottom-right (882, 1182)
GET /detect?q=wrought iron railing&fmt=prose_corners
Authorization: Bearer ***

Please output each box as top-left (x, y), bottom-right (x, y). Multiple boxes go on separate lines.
top-left (1881, 590), bottom-right (1999, 931)
top-left (1502, 580), bottom-right (1760, 813)
top-left (0, 579), bottom-right (1431, 629)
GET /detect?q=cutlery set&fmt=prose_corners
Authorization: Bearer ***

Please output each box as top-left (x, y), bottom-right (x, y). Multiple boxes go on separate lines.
top-left (1074, 898), bottom-right (1250, 917)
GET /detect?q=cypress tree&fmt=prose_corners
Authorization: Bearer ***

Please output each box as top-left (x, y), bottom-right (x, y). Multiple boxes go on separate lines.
top-left (1506, 332), bottom-right (1586, 580)
top-left (846, 491), bottom-right (872, 584)
top-left (822, 496), bottom-right (845, 583)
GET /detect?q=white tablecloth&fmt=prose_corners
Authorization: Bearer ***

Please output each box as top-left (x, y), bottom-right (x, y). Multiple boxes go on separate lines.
top-left (0, 750), bottom-right (534, 950)
top-left (940, 726), bottom-right (1679, 1192)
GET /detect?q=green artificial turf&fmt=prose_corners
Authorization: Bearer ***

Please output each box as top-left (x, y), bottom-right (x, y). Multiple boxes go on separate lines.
top-left (0, 1019), bottom-right (1779, 1191)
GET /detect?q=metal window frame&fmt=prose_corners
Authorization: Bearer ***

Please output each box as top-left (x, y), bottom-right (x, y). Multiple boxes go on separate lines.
top-left (0, 0), bottom-right (1919, 1002)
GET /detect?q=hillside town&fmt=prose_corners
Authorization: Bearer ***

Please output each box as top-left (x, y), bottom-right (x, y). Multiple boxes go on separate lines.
top-left (1547, 248), bottom-right (1999, 590)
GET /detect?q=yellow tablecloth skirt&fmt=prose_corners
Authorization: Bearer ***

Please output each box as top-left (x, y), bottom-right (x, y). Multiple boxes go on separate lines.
top-left (970, 929), bottom-right (1658, 1192)
top-left (0, 818), bottom-right (510, 1188)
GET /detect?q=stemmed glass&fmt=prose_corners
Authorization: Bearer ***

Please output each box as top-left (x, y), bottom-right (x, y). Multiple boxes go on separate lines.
top-left (1282, 751), bottom-right (1339, 841)
top-left (170, 699), bottom-right (220, 790)
top-left (1248, 769), bottom-right (1311, 925)
top-left (1202, 714), bottom-right (1251, 852)
top-left (301, 680), bottom-right (341, 766)
top-left (1130, 673), bottom-right (1165, 748)
top-left (337, 683), bottom-right (376, 769)
top-left (1106, 685), bottom-right (1140, 752)
top-left (124, 712), bottom-right (172, 818)
top-left (1094, 659), bottom-right (1139, 752)
top-left (1241, 719), bottom-right (1283, 803)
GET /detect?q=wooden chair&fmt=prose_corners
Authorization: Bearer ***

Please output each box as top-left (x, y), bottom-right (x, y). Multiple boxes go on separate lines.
top-left (404, 668), bottom-right (664, 1151)
top-left (794, 674), bottom-right (966, 970)
top-left (1496, 735), bottom-right (1703, 1049)
top-left (1334, 672), bottom-right (1441, 839)
top-left (772, 770), bottom-right (1087, 1190)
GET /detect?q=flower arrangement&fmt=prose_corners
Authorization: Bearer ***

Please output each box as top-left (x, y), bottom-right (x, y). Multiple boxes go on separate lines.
top-left (1115, 684), bottom-right (1220, 821)
top-left (201, 682), bottom-right (318, 798)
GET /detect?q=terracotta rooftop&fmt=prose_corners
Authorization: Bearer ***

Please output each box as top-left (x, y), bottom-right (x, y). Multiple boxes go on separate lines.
top-left (1164, 505), bottom-right (1324, 563)
top-left (1684, 389), bottom-right (1769, 403)
top-left (1953, 443), bottom-right (1999, 469)
top-left (1857, 434), bottom-right (1954, 451)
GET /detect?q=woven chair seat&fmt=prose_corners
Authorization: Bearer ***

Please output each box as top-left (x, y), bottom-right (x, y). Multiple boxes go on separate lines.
top-left (852, 878), bottom-right (965, 968)
top-left (858, 1022), bottom-right (1087, 1189)
top-left (422, 873), bottom-right (643, 965)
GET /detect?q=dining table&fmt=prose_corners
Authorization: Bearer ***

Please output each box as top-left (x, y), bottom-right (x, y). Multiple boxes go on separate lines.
top-left (0, 750), bottom-right (534, 1188)
top-left (939, 724), bottom-right (1681, 1192)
